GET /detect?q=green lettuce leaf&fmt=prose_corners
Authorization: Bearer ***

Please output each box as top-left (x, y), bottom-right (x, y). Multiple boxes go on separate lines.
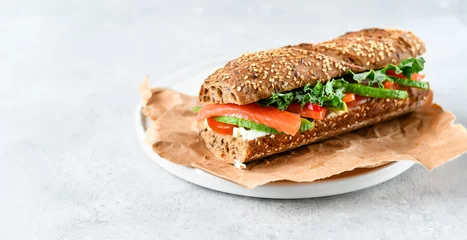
top-left (257, 92), bottom-right (294, 111)
top-left (348, 57), bottom-right (426, 88)
top-left (257, 57), bottom-right (426, 111)
top-left (398, 57), bottom-right (425, 78)
top-left (258, 79), bottom-right (348, 110)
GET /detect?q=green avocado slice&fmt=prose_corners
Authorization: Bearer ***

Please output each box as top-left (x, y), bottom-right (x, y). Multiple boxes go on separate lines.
top-left (327, 102), bottom-right (348, 113)
top-left (214, 116), bottom-right (280, 134)
top-left (192, 106), bottom-right (202, 113)
top-left (214, 116), bottom-right (314, 134)
top-left (299, 118), bottom-right (314, 132)
top-left (344, 83), bottom-right (408, 99)
top-left (393, 78), bottom-right (429, 89)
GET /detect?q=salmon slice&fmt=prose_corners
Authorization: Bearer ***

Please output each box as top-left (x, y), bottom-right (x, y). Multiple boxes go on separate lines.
top-left (196, 103), bottom-right (301, 135)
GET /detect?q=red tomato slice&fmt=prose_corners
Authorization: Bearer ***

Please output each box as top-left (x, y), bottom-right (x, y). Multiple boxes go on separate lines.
top-left (285, 102), bottom-right (302, 114)
top-left (383, 81), bottom-right (394, 89)
top-left (342, 93), bottom-right (355, 103)
top-left (410, 73), bottom-right (425, 81)
top-left (286, 103), bottom-right (327, 120)
top-left (305, 102), bottom-right (324, 112)
top-left (382, 81), bottom-right (399, 89)
top-left (386, 70), bottom-right (425, 81)
top-left (345, 101), bottom-right (358, 108)
top-left (386, 69), bottom-right (406, 79)
top-left (346, 95), bottom-right (369, 108)
top-left (301, 107), bottom-right (327, 120)
top-left (206, 117), bottom-right (236, 135)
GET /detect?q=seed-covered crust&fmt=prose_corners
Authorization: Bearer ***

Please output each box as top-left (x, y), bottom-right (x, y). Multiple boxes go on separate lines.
top-left (198, 88), bottom-right (429, 164)
top-left (199, 28), bottom-right (425, 105)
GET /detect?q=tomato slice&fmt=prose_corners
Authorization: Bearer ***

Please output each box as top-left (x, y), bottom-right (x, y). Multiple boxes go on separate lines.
top-left (346, 95), bottom-right (369, 108)
top-left (383, 81), bottom-right (394, 89)
top-left (342, 93), bottom-right (355, 103)
top-left (286, 103), bottom-right (327, 120)
top-left (206, 117), bottom-right (236, 135)
top-left (285, 102), bottom-right (302, 113)
top-left (386, 70), bottom-right (425, 81)
top-left (386, 69), bottom-right (406, 79)
top-left (410, 73), bottom-right (425, 81)
top-left (305, 103), bottom-right (325, 112)
top-left (382, 81), bottom-right (399, 89)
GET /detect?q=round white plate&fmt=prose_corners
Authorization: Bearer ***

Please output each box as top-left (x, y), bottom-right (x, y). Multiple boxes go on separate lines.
top-left (135, 57), bottom-right (415, 199)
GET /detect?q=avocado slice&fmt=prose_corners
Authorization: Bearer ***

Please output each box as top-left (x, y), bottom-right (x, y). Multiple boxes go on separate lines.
top-left (214, 116), bottom-right (314, 134)
top-left (214, 116), bottom-right (280, 134)
top-left (327, 102), bottom-right (348, 113)
top-left (393, 78), bottom-right (429, 89)
top-left (345, 83), bottom-right (408, 99)
top-left (192, 106), bottom-right (202, 113)
top-left (299, 118), bottom-right (314, 132)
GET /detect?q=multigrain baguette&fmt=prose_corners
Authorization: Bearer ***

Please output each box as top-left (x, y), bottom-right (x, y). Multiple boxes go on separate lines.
top-left (199, 88), bottom-right (429, 163)
top-left (197, 28), bottom-right (429, 163)
top-left (199, 28), bottom-right (425, 105)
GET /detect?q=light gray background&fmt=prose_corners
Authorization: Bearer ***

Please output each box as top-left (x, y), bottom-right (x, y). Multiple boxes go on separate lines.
top-left (1, 0), bottom-right (467, 239)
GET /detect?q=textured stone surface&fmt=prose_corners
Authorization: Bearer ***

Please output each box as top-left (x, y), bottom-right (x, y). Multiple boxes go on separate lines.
top-left (1, 0), bottom-right (467, 239)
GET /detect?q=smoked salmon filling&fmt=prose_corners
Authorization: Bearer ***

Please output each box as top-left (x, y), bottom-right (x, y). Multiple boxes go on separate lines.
top-left (197, 103), bottom-right (303, 135)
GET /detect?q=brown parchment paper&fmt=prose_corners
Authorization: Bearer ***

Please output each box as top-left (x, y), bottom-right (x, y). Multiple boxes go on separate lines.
top-left (139, 78), bottom-right (467, 189)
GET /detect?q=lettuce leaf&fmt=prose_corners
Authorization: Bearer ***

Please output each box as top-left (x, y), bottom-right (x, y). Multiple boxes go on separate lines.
top-left (256, 92), bottom-right (294, 111)
top-left (257, 57), bottom-right (426, 111)
top-left (258, 79), bottom-right (347, 110)
top-left (348, 57), bottom-right (425, 88)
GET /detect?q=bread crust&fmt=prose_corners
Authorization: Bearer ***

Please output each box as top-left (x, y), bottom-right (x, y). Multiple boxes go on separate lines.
top-left (199, 28), bottom-right (425, 105)
top-left (199, 88), bottom-right (429, 164)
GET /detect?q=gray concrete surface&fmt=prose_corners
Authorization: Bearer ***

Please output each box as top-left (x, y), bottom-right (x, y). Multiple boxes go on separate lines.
top-left (1, 0), bottom-right (467, 239)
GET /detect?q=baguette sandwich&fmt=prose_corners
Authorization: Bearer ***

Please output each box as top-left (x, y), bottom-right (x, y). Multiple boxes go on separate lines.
top-left (195, 28), bottom-right (430, 164)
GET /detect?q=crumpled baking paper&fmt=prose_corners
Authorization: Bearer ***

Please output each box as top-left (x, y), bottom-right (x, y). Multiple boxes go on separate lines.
top-left (139, 78), bottom-right (467, 189)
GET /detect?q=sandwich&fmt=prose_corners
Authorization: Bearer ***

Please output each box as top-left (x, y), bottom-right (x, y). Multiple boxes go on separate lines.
top-left (194, 28), bottom-right (430, 164)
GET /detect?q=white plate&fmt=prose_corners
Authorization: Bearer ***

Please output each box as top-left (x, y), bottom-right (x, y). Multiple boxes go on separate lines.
top-left (135, 57), bottom-right (415, 199)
